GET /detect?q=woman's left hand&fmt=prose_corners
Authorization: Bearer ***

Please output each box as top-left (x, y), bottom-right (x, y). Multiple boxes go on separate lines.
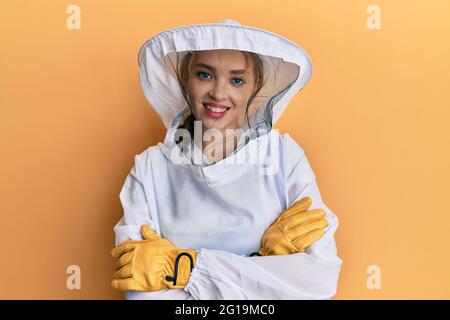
top-left (111, 224), bottom-right (198, 291)
top-left (253, 197), bottom-right (329, 256)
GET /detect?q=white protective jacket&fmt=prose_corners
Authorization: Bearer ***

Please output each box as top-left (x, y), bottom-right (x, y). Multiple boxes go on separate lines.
top-left (113, 19), bottom-right (343, 300)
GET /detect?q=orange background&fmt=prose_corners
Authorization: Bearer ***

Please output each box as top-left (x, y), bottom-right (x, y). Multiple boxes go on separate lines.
top-left (1, 0), bottom-right (449, 299)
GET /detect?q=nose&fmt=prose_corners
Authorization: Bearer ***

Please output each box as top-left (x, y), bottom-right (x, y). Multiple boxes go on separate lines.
top-left (208, 78), bottom-right (227, 101)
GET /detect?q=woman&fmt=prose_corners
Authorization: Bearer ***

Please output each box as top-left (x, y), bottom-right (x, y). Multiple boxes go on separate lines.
top-left (111, 19), bottom-right (343, 299)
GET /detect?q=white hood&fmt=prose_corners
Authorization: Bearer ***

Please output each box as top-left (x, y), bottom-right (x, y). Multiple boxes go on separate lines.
top-left (137, 19), bottom-right (313, 164)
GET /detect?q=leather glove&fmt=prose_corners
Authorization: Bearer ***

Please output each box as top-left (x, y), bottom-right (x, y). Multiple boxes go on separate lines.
top-left (250, 197), bottom-right (329, 256)
top-left (111, 224), bottom-right (197, 291)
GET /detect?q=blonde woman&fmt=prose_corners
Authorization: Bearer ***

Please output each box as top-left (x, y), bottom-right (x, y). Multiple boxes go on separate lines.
top-left (111, 19), bottom-right (343, 300)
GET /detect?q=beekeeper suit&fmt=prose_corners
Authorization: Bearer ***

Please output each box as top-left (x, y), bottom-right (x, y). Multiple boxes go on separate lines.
top-left (113, 19), bottom-right (343, 300)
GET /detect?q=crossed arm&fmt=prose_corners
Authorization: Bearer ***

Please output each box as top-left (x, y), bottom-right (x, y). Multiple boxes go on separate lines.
top-left (113, 153), bottom-right (343, 300)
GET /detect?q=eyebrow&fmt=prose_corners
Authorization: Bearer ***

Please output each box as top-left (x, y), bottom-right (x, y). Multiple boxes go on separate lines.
top-left (194, 63), bottom-right (246, 75)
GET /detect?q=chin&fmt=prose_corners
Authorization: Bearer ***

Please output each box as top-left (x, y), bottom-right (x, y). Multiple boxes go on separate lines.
top-left (203, 121), bottom-right (227, 131)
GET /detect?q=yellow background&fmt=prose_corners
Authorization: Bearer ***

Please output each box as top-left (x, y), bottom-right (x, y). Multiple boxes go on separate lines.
top-left (1, 0), bottom-right (449, 299)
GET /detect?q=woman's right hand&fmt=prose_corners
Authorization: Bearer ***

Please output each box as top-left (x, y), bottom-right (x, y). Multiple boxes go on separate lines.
top-left (251, 197), bottom-right (329, 256)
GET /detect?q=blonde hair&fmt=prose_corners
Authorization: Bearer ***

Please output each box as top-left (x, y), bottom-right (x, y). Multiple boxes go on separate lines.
top-left (177, 50), bottom-right (265, 136)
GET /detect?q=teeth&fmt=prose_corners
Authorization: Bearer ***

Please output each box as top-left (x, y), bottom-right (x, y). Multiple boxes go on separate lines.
top-left (205, 104), bottom-right (228, 113)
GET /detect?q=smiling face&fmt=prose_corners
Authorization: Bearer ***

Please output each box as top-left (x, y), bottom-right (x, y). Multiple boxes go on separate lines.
top-left (184, 49), bottom-right (259, 134)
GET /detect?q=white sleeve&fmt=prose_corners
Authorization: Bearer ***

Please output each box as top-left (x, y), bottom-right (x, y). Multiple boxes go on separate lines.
top-left (113, 154), bottom-right (194, 300)
top-left (183, 137), bottom-right (343, 300)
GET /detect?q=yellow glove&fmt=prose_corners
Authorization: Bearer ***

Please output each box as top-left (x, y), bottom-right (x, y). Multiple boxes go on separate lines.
top-left (111, 224), bottom-right (197, 291)
top-left (250, 197), bottom-right (329, 256)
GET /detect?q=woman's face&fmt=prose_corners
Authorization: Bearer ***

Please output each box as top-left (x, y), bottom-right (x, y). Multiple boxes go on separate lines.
top-left (185, 49), bottom-right (257, 134)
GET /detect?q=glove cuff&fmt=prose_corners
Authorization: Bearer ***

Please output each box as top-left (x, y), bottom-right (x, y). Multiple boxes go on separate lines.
top-left (165, 249), bottom-right (198, 288)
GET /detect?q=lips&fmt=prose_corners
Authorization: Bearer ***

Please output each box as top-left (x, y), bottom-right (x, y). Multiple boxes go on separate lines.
top-left (203, 102), bottom-right (230, 119)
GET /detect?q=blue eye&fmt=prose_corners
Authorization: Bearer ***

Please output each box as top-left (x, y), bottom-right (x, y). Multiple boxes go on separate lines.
top-left (196, 71), bottom-right (211, 80)
top-left (232, 78), bottom-right (245, 86)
